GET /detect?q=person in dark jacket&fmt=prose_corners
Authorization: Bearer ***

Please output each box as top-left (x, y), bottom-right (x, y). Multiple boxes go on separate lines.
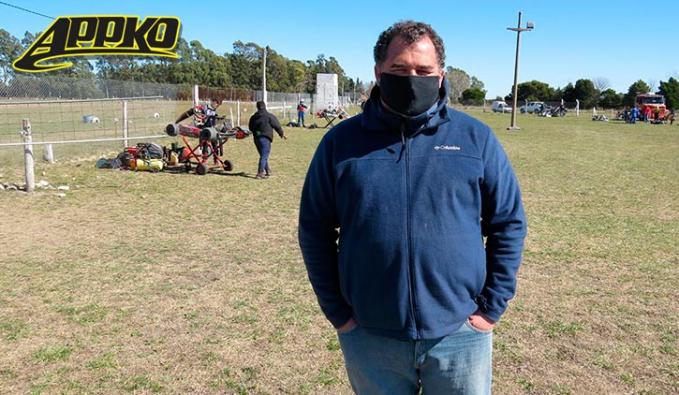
top-left (248, 101), bottom-right (286, 178)
top-left (298, 21), bottom-right (527, 394)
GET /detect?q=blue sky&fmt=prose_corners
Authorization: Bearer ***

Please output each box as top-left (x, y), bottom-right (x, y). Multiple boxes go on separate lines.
top-left (2, 0), bottom-right (679, 98)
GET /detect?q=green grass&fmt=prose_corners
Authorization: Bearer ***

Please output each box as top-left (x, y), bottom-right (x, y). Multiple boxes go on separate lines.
top-left (0, 108), bottom-right (677, 394)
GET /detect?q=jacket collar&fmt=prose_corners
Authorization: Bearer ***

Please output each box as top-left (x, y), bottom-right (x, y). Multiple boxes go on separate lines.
top-left (361, 77), bottom-right (452, 135)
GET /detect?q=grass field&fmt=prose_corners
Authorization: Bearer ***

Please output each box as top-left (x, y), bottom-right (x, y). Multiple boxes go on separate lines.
top-left (0, 109), bottom-right (677, 394)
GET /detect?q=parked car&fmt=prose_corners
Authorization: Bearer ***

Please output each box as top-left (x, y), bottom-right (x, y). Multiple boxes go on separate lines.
top-left (520, 101), bottom-right (545, 114)
top-left (491, 100), bottom-right (512, 113)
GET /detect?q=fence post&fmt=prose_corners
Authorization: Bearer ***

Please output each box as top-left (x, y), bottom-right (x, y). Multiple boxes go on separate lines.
top-left (193, 85), bottom-right (199, 107)
top-left (122, 100), bottom-right (129, 148)
top-left (43, 144), bottom-right (55, 163)
top-left (237, 100), bottom-right (241, 126)
top-left (283, 100), bottom-right (287, 120)
top-left (21, 119), bottom-right (35, 193)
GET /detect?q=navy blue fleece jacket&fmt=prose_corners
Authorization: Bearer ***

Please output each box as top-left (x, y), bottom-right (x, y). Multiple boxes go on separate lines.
top-left (298, 82), bottom-right (527, 340)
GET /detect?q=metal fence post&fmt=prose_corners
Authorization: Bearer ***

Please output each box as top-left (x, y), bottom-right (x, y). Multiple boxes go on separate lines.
top-left (237, 100), bottom-right (241, 126)
top-left (21, 119), bottom-right (35, 193)
top-left (122, 100), bottom-right (129, 148)
top-left (193, 85), bottom-right (199, 107)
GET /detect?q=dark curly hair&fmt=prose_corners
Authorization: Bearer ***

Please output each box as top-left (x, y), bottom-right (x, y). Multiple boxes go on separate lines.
top-left (373, 20), bottom-right (445, 69)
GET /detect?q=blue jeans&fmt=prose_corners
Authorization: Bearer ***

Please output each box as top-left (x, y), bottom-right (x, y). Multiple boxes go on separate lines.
top-left (254, 135), bottom-right (271, 174)
top-left (298, 111), bottom-right (305, 126)
top-left (338, 321), bottom-right (492, 394)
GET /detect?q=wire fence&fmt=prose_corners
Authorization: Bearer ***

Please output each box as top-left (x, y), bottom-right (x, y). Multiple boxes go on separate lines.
top-left (0, 75), bottom-right (357, 144)
top-left (470, 99), bottom-right (623, 117)
top-left (0, 75), bottom-right (360, 174)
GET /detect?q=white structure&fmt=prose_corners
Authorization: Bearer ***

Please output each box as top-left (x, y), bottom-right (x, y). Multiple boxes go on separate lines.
top-left (316, 73), bottom-right (339, 111)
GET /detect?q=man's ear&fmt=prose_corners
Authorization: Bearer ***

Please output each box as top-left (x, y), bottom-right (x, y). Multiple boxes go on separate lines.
top-left (374, 65), bottom-right (381, 85)
top-left (438, 69), bottom-right (445, 86)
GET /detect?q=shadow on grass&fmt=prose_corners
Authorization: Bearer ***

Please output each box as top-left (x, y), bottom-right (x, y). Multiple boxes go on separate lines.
top-left (161, 166), bottom-right (256, 179)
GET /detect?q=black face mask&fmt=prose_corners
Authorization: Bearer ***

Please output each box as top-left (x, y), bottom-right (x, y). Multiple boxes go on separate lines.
top-left (379, 73), bottom-right (441, 117)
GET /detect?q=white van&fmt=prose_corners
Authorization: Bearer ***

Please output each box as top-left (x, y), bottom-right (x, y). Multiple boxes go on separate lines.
top-left (491, 101), bottom-right (512, 113)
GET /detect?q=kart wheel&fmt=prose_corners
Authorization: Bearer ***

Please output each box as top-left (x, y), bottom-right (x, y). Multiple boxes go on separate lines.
top-left (196, 163), bottom-right (207, 175)
top-left (223, 160), bottom-right (233, 171)
top-left (184, 162), bottom-right (192, 172)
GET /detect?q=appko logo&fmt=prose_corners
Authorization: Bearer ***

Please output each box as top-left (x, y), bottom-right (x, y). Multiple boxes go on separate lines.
top-left (13, 15), bottom-right (181, 73)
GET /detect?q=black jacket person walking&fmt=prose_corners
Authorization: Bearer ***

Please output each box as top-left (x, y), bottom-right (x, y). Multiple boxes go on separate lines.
top-left (248, 101), bottom-right (286, 179)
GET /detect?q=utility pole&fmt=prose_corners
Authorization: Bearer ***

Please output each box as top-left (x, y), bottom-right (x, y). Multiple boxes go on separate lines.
top-left (507, 12), bottom-right (534, 130)
top-left (262, 46), bottom-right (267, 105)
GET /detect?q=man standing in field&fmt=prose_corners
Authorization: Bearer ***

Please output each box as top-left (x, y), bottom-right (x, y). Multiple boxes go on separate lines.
top-left (248, 101), bottom-right (286, 179)
top-left (298, 20), bottom-right (527, 394)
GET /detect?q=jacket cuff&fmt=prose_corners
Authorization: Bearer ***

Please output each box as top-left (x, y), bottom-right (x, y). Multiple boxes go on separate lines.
top-left (327, 306), bottom-right (354, 329)
top-left (475, 294), bottom-right (505, 323)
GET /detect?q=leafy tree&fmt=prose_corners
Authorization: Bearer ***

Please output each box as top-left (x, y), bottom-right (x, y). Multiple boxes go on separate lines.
top-left (599, 88), bottom-right (623, 109)
top-left (460, 87), bottom-right (486, 105)
top-left (470, 76), bottom-right (484, 90)
top-left (562, 83), bottom-right (576, 103)
top-left (623, 80), bottom-right (651, 107)
top-left (446, 67), bottom-right (470, 103)
top-left (0, 29), bottom-right (22, 83)
top-left (506, 80), bottom-right (554, 102)
top-left (573, 79), bottom-right (598, 108)
top-left (657, 77), bottom-right (679, 110)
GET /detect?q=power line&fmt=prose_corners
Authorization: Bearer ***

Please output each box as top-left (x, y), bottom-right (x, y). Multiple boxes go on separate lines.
top-left (0, 1), bottom-right (54, 20)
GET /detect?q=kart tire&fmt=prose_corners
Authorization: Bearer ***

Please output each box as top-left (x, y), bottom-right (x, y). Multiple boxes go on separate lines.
top-left (223, 160), bottom-right (233, 172)
top-left (196, 163), bottom-right (207, 175)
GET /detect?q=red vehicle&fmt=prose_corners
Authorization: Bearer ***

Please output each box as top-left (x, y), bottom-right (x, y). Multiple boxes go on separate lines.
top-left (636, 94), bottom-right (669, 120)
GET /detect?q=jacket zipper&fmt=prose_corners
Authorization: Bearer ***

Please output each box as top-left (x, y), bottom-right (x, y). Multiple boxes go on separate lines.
top-left (401, 122), bottom-right (418, 337)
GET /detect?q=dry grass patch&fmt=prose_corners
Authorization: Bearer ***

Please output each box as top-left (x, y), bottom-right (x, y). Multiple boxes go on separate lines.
top-left (1, 112), bottom-right (677, 394)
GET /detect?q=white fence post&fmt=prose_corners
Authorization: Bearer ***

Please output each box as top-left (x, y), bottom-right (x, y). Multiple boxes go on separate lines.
top-left (43, 144), bottom-right (55, 163)
top-left (193, 85), bottom-right (199, 107)
top-left (237, 100), bottom-right (241, 126)
top-left (21, 119), bottom-right (35, 193)
top-left (122, 100), bottom-right (129, 148)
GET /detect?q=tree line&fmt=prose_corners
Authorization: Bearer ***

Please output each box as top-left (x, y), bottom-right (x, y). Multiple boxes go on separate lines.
top-left (502, 78), bottom-right (679, 110)
top-left (3, 28), bottom-right (676, 109)
top-left (0, 29), bottom-right (364, 98)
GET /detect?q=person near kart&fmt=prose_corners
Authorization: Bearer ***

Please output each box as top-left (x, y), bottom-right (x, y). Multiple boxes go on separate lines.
top-left (175, 97), bottom-right (222, 127)
top-left (248, 101), bottom-right (286, 179)
top-left (297, 99), bottom-right (308, 127)
top-left (630, 106), bottom-right (640, 124)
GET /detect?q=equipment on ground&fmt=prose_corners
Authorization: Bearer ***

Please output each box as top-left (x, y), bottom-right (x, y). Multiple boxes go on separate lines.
top-left (315, 107), bottom-right (350, 128)
top-left (538, 105), bottom-right (567, 117)
top-left (165, 119), bottom-right (251, 175)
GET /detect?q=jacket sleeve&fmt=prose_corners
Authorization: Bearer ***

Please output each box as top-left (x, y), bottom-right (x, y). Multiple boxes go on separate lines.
top-left (248, 115), bottom-right (256, 133)
top-left (175, 108), bottom-right (195, 123)
top-left (478, 129), bottom-right (527, 322)
top-left (270, 114), bottom-right (285, 138)
top-left (298, 135), bottom-right (352, 328)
